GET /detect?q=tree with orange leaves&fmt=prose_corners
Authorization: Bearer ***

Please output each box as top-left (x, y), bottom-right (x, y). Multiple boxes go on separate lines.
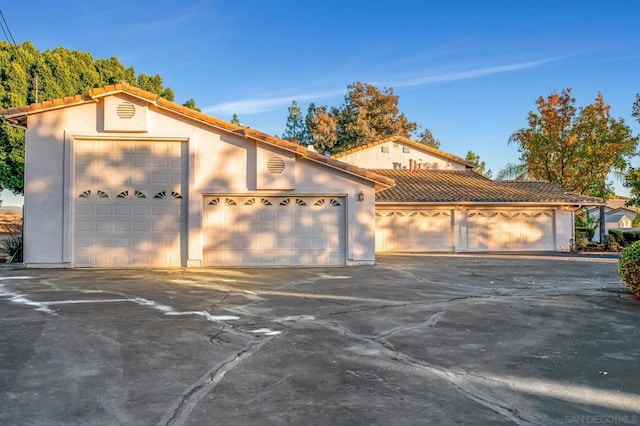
top-left (505, 89), bottom-right (637, 199)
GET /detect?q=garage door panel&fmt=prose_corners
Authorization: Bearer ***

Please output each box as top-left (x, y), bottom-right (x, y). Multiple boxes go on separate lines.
top-left (204, 196), bottom-right (345, 266)
top-left (95, 221), bottom-right (111, 232)
top-left (376, 210), bottom-right (453, 252)
top-left (467, 210), bottom-right (554, 251)
top-left (74, 140), bottom-right (185, 267)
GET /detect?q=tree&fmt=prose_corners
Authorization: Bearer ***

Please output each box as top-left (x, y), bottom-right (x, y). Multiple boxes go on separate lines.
top-left (308, 106), bottom-right (338, 154)
top-left (182, 98), bottom-right (200, 112)
top-left (508, 89), bottom-right (637, 199)
top-left (0, 41), bottom-right (179, 194)
top-left (302, 102), bottom-right (316, 146)
top-left (416, 128), bottom-right (441, 149)
top-left (282, 100), bottom-right (304, 144)
top-left (624, 95), bottom-right (640, 208)
top-left (465, 151), bottom-right (492, 178)
top-left (336, 82), bottom-right (417, 151)
top-left (298, 82), bottom-right (419, 154)
top-left (230, 113), bottom-right (241, 125)
top-left (496, 163), bottom-right (529, 180)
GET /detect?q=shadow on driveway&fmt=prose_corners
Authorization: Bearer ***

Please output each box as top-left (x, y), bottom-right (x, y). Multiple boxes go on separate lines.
top-left (0, 254), bottom-right (638, 425)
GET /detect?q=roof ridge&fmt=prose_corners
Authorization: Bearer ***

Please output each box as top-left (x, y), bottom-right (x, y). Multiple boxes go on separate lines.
top-left (332, 135), bottom-right (474, 167)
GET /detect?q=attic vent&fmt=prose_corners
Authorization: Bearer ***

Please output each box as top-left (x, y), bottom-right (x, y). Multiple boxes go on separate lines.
top-left (116, 101), bottom-right (136, 119)
top-left (267, 157), bottom-right (285, 174)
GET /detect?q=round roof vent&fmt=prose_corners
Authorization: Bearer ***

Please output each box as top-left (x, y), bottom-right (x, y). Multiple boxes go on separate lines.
top-left (267, 157), bottom-right (285, 174)
top-left (116, 101), bottom-right (136, 119)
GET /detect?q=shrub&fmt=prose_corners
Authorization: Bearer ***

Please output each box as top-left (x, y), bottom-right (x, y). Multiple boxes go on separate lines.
top-left (603, 235), bottom-right (620, 252)
top-left (609, 229), bottom-right (624, 245)
top-left (618, 241), bottom-right (640, 297)
top-left (575, 227), bottom-right (595, 241)
top-left (622, 231), bottom-right (640, 245)
top-left (1, 236), bottom-right (22, 262)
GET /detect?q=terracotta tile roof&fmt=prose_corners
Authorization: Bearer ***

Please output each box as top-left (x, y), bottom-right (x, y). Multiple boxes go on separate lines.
top-left (0, 83), bottom-right (394, 190)
top-left (372, 169), bottom-right (603, 205)
top-left (331, 135), bottom-right (475, 168)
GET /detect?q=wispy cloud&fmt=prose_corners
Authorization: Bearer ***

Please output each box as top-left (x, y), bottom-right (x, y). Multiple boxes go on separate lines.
top-left (382, 57), bottom-right (566, 87)
top-left (203, 88), bottom-right (344, 115)
top-left (205, 57), bottom-right (566, 115)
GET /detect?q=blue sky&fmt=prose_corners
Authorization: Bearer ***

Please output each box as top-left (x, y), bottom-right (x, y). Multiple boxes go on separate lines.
top-left (2, 1), bottom-right (640, 205)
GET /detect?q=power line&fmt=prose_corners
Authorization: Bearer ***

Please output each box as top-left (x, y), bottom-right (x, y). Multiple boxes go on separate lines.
top-left (0, 9), bottom-right (16, 46)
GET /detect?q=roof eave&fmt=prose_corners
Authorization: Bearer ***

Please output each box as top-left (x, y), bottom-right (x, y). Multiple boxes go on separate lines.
top-left (375, 200), bottom-right (605, 207)
top-left (1, 98), bottom-right (96, 129)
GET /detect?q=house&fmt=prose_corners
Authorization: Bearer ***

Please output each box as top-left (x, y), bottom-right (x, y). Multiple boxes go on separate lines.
top-left (0, 83), bottom-right (394, 268)
top-left (333, 136), bottom-right (603, 252)
top-left (586, 203), bottom-right (638, 241)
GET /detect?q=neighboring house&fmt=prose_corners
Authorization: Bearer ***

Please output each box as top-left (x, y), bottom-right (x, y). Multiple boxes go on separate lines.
top-left (0, 83), bottom-right (393, 268)
top-left (586, 204), bottom-right (638, 241)
top-left (333, 137), bottom-right (602, 252)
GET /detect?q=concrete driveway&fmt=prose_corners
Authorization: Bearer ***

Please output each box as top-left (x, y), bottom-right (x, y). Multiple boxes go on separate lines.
top-left (0, 253), bottom-right (638, 425)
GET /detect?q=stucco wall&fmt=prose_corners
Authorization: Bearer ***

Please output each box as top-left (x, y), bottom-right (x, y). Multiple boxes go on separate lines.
top-left (338, 141), bottom-right (467, 170)
top-left (555, 209), bottom-right (573, 251)
top-left (22, 93), bottom-right (377, 266)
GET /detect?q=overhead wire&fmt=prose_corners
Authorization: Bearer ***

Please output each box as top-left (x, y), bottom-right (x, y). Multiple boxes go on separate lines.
top-left (0, 9), bottom-right (17, 46)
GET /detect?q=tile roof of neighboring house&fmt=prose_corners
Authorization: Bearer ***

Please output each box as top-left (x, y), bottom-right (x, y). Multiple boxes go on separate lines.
top-left (605, 198), bottom-right (639, 213)
top-left (608, 206), bottom-right (637, 214)
top-left (331, 135), bottom-right (475, 168)
top-left (0, 83), bottom-right (394, 190)
top-left (372, 169), bottom-right (604, 205)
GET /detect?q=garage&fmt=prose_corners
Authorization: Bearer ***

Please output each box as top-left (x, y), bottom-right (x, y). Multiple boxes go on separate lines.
top-left (466, 209), bottom-right (555, 251)
top-left (203, 195), bottom-right (346, 266)
top-left (74, 140), bottom-right (186, 267)
top-left (375, 209), bottom-right (454, 252)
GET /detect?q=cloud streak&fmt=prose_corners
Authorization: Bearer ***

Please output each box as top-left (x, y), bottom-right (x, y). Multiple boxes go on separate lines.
top-left (205, 57), bottom-right (564, 115)
top-left (203, 88), bottom-right (344, 115)
top-left (383, 57), bottom-right (565, 87)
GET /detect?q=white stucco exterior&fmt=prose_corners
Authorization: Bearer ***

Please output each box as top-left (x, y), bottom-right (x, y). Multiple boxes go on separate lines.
top-left (335, 138), bottom-right (470, 171)
top-left (18, 90), bottom-right (382, 267)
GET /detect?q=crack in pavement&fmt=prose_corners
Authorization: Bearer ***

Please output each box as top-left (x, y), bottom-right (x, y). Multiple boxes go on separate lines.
top-left (280, 315), bottom-right (534, 425)
top-left (157, 334), bottom-right (279, 426)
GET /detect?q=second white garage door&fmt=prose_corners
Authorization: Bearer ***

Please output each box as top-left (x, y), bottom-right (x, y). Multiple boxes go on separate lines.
top-left (466, 209), bottom-right (555, 251)
top-left (375, 209), bottom-right (454, 252)
top-left (203, 196), bottom-right (346, 266)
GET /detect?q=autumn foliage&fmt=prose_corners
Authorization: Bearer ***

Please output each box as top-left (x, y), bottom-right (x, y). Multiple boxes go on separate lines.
top-left (509, 89), bottom-right (638, 199)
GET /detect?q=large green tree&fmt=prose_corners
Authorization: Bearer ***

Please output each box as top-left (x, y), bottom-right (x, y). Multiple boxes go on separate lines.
top-left (298, 82), bottom-right (436, 154)
top-left (504, 89), bottom-right (637, 198)
top-left (0, 41), bottom-right (177, 194)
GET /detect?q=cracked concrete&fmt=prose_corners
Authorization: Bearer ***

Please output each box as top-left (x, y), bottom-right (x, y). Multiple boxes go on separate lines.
top-left (0, 253), bottom-right (639, 425)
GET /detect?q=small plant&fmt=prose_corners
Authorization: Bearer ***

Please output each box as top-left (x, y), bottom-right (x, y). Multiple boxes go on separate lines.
top-left (618, 241), bottom-right (640, 297)
top-left (609, 229), bottom-right (625, 246)
top-left (603, 235), bottom-right (620, 252)
top-left (1, 235), bottom-right (22, 262)
top-left (575, 207), bottom-right (598, 241)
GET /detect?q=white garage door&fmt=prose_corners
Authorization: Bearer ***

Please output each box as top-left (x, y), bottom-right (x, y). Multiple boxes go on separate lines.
top-left (203, 196), bottom-right (345, 266)
top-left (467, 209), bottom-right (554, 251)
top-left (74, 140), bottom-right (186, 267)
top-left (375, 209), bottom-right (454, 252)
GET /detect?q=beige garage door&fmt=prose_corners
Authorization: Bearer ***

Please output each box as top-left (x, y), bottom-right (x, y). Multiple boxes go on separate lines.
top-left (375, 209), bottom-right (454, 252)
top-left (203, 196), bottom-right (345, 266)
top-left (74, 140), bottom-right (186, 267)
top-left (467, 209), bottom-right (554, 251)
